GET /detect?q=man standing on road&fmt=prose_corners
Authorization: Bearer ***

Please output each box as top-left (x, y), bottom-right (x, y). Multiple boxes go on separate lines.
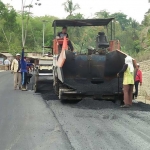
top-left (21, 49), bottom-right (33, 91)
top-left (11, 53), bottom-right (21, 90)
top-left (134, 63), bottom-right (142, 99)
top-left (4, 58), bottom-right (10, 71)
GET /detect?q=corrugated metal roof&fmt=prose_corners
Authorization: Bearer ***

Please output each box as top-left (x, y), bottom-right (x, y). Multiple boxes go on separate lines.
top-left (52, 18), bottom-right (114, 27)
top-left (0, 53), bottom-right (13, 57)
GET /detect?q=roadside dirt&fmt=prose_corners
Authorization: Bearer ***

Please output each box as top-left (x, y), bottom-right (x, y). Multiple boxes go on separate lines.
top-left (137, 60), bottom-right (150, 103)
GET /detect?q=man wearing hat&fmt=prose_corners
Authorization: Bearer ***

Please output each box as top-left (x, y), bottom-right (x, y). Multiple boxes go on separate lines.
top-left (11, 53), bottom-right (21, 90)
top-left (135, 63), bottom-right (142, 99)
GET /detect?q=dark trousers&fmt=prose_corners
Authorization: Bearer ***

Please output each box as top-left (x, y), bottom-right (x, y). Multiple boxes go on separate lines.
top-left (21, 72), bottom-right (27, 87)
top-left (135, 81), bottom-right (139, 97)
top-left (27, 73), bottom-right (32, 84)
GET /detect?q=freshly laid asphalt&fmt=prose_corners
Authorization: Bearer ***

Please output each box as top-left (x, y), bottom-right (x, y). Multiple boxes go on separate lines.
top-left (1, 71), bottom-right (150, 150)
top-left (0, 71), bottom-right (73, 150)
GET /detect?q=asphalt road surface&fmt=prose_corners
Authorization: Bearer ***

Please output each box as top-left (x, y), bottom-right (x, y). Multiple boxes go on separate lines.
top-left (1, 71), bottom-right (150, 150)
top-left (0, 72), bottom-right (73, 150)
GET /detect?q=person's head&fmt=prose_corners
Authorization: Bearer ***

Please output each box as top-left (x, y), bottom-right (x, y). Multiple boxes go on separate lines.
top-left (26, 58), bottom-right (30, 62)
top-left (24, 57), bottom-right (26, 61)
top-left (137, 63), bottom-right (140, 69)
top-left (16, 53), bottom-right (20, 60)
top-left (125, 55), bottom-right (134, 73)
top-left (125, 55), bottom-right (133, 65)
top-left (62, 26), bottom-right (67, 33)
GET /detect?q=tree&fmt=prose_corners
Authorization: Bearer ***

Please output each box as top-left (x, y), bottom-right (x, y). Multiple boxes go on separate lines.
top-left (63, 0), bottom-right (80, 16)
top-left (95, 10), bottom-right (110, 18)
top-left (110, 12), bottom-right (129, 30)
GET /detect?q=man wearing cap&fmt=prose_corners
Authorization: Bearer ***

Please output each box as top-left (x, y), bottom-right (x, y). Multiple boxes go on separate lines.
top-left (135, 63), bottom-right (142, 99)
top-left (11, 53), bottom-right (21, 90)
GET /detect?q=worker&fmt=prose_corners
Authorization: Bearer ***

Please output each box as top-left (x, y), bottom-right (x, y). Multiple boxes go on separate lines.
top-left (26, 58), bottom-right (33, 84)
top-left (4, 58), bottom-right (10, 71)
top-left (57, 26), bottom-right (74, 51)
top-left (21, 49), bottom-right (32, 91)
top-left (134, 63), bottom-right (142, 99)
top-left (11, 53), bottom-right (21, 90)
top-left (117, 56), bottom-right (134, 108)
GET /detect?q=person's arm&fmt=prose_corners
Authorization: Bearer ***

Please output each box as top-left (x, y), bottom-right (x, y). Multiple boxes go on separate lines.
top-left (27, 63), bottom-right (32, 66)
top-left (117, 64), bottom-right (128, 77)
top-left (140, 70), bottom-right (142, 85)
top-left (66, 33), bottom-right (69, 38)
top-left (11, 60), bottom-right (15, 72)
top-left (21, 49), bottom-right (24, 61)
top-left (57, 32), bottom-right (60, 36)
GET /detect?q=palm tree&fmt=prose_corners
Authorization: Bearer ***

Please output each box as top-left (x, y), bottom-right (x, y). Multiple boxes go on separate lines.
top-left (62, 0), bottom-right (80, 16)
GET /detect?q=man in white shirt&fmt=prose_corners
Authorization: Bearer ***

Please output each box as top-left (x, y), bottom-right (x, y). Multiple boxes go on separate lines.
top-left (4, 58), bottom-right (10, 71)
top-left (11, 53), bottom-right (21, 90)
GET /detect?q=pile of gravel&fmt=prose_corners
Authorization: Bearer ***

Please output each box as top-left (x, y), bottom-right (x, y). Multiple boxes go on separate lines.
top-left (75, 98), bottom-right (117, 110)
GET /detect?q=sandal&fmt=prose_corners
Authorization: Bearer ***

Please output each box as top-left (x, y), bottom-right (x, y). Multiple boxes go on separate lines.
top-left (120, 105), bottom-right (130, 108)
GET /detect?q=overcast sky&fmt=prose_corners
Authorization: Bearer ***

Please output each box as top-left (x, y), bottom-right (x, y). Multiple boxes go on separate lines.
top-left (2, 0), bottom-right (150, 23)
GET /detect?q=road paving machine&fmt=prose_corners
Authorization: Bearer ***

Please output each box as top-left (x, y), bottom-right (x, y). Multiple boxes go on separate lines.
top-left (52, 18), bottom-right (137, 101)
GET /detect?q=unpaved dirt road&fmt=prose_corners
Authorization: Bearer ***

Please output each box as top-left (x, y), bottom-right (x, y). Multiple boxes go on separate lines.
top-left (1, 71), bottom-right (150, 150)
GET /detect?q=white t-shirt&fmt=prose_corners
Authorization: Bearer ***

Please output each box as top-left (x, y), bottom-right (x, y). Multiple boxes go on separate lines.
top-left (4, 59), bottom-right (10, 65)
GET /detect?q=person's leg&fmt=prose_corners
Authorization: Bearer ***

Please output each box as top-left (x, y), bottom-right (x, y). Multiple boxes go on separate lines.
top-left (21, 72), bottom-right (24, 89)
top-left (14, 73), bottom-right (17, 89)
top-left (129, 84), bottom-right (134, 106)
top-left (68, 40), bottom-right (74, 51)
top-left (18, 73), bottom-right (22, 89)
top-left (134, 81), bottom-right (139, 98)
top-left (24, 72), bottom-right (28, 90)
top-left (21, 72), bottom-right (27, 90)
top-left (5, 65), bottom-right (7, 71)
top-left (27, 72), bottom-right (30, 84)
top-left (123, 85), bottom-right (130, 105)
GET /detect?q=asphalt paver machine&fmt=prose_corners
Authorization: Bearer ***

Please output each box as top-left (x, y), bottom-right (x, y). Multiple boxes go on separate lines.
top-left (52, 18), bottom-right (136, 101)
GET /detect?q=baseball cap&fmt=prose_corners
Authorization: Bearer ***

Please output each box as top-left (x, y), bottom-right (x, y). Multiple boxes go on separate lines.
top-left (137, 63), bottom-right (140, 66)
top-left (16, 53), bottom-right (20, 56)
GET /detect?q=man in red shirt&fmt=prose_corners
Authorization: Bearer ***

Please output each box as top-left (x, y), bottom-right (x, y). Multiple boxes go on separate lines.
top-left (135, 63), bottom-right (142, 99)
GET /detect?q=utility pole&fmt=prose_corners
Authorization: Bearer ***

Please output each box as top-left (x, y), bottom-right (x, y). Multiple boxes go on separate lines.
top-left (42, 20), bottom-right (48, 55)
top-left (21, 0), bottom-right (41, 48)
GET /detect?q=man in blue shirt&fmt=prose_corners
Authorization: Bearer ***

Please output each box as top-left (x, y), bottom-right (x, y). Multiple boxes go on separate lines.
top-left (21, 49), bottom-right (32, 91)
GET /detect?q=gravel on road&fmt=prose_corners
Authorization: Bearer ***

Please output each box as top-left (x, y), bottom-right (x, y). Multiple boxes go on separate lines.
top-left (45, 94), bottom-right (150, 150)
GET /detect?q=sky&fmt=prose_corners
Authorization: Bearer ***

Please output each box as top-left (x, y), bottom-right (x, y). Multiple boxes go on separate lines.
top-left (2, 0), bottom-right (150, 23)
